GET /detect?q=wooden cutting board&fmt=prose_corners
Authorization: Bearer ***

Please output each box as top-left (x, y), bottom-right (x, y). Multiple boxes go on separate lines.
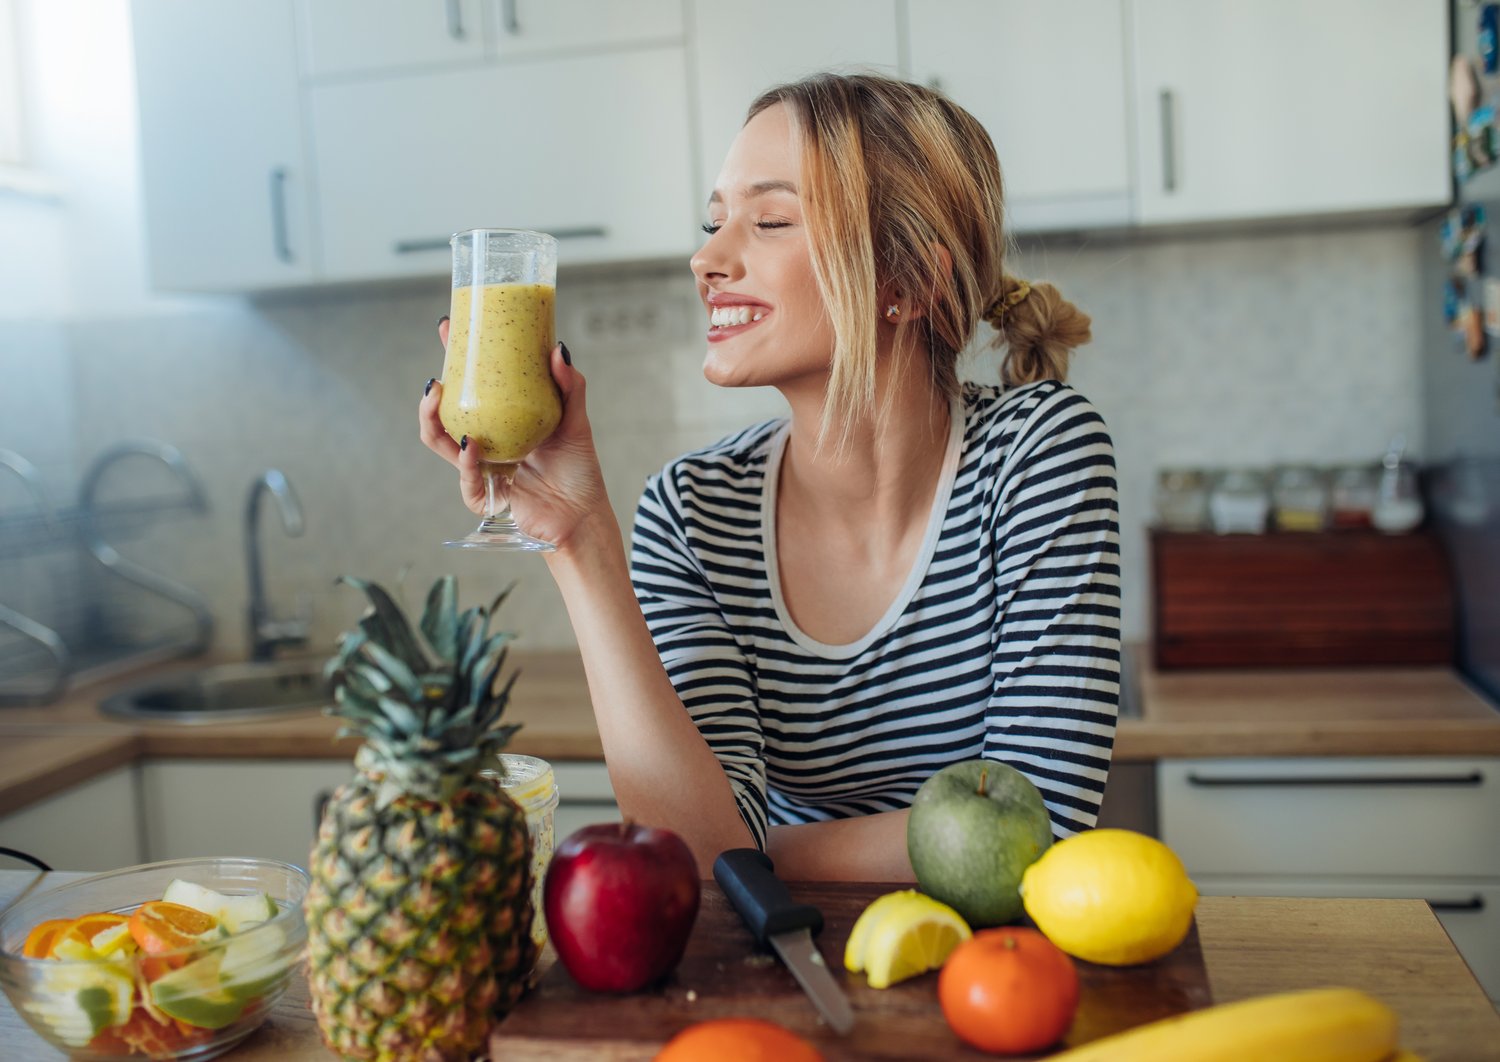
top-left (491, 881), bottom-right (1212, 1060)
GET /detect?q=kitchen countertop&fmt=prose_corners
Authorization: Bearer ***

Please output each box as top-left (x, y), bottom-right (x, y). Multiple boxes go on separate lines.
top-left (2, 649), bottom-right (1498, 818)
top-left (0, 872), bottom-right (1496, 1060)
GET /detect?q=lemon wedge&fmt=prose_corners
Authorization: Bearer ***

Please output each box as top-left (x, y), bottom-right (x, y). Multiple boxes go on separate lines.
top-left (845, 891), bottom-right (971, 989)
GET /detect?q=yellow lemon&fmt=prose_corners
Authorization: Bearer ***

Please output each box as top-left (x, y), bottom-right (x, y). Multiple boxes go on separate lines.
top-left (844, 890), bottom-right (922, 972)
top-left (1020, 828), bottom-right (1197, 966)
top-left (848, 893), bottom-right (972, 989)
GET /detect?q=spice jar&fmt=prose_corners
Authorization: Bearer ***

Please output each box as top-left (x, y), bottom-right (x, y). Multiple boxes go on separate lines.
top-left (483, 754), bottom-right (559, 972)
top-left (1154, 468), bottom-right (1210, 531)
top-left (1329, 464), bottom-right (1378, 529)
top-left (1271, 465), bottom-right (1330, 532)
top-left (1209, 469), bottom-right (1270, 534)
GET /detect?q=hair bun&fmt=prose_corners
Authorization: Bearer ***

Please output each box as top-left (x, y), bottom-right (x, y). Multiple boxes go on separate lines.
top-left (992, 280), bottom-right (1092, 388)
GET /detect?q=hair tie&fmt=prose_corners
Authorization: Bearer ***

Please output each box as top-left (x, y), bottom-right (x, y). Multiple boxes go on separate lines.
top-left (986, 279), bottom-right (1032, 329)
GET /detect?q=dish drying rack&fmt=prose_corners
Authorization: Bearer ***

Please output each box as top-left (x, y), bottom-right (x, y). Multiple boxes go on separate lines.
top-left (0, 440), bottom-right (214, 705)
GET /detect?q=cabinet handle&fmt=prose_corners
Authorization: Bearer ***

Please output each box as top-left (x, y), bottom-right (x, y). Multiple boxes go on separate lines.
top-left (1185, 771), bottom-right (1485, 788)
top-left (560, 798), bottom-right (620, 809)
top-left (501, 0), bottom-right (520, 35)
top-left (1428, 895), bottom-right (1486, 912)
top-left (394, 227), bottom-right (606, 255)
top-left (445, 0), bottom-right (465, 40)
top-left (1159, 89), bottom-right (1177, 193)
top-left (269, 167), bottom-right (293, 263)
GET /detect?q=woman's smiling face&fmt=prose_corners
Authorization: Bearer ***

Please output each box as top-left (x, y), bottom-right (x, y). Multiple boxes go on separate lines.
top-left (691, 103), bottom-right (837, 391)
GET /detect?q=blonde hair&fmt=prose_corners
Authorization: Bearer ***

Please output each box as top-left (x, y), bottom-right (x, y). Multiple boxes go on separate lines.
top-left (747, 74), bottom-right (1092, 441)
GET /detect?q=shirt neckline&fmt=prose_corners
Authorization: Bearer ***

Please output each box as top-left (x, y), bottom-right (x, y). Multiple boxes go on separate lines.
top-left (762, 396), bottom-right (966, 660)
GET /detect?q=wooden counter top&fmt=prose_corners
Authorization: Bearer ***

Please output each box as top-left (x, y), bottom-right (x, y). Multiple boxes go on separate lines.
top-left (3, 650), bottom-right (1498, 818)
top-left (1, 873), bottom-right (1495, 1060)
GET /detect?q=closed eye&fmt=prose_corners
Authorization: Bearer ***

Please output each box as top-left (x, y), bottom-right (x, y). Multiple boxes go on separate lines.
top-left (700, 220), bottom-right (794, 235)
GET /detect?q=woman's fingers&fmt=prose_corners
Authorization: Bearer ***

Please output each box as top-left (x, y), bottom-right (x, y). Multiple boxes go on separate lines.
top-left (456, 432), bottom-right (488, 513)
top-left (419, 378), bottom-right (461, 465)
top-left (550, 343), bottom-right (592, 437)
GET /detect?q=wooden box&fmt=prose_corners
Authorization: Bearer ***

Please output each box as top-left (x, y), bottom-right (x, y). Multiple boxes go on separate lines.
top-left (1151, 529), bottom-right (1455, 669)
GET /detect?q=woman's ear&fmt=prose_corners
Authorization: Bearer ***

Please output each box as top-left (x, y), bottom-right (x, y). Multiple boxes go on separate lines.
top-left (879, 243), bottom-right (954, 324)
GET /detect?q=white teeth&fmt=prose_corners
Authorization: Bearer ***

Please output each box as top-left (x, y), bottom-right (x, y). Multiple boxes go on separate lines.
top-left (710, 306), bottom-right (762, 328)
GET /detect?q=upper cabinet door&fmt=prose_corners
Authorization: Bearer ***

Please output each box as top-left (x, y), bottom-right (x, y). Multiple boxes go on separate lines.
top-left (906, 0), bottom-right (1132, 233)
top-left (689, 1), bottom-right (901, 208)
top-left (1132, 0), bottom-right (1451, 224)
top-left (310, 47), bottom-right (697, 280)
top-left (489, 0), bottom-right (683, 57)
top-left (297, 0), bottom-right (490, 79)
top-left (132, 0), bottom-right (314, 291)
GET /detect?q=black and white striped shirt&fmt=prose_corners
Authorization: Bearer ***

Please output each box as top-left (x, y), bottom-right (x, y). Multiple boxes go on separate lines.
top-left (629, 380), bottom-right (1121, 849)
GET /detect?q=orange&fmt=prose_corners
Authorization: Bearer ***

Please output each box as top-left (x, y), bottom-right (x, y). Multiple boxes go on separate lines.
top-left (939, 927), bottom-right (1079, 1055)
top-left (50, 912), bottom-right (130, 958)
top-left (88, 1005), bottom-right (213, 1057)
top-left (654, 1018), bottom-right (823, 1062)
top-left (128, 901), bottom-right (217, 959)
top-left (22, 918), bottom-right (73, 959)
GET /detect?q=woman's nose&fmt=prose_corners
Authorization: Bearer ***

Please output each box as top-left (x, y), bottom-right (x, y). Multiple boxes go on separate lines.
top-left (690, 226), bottom-right (739, 284)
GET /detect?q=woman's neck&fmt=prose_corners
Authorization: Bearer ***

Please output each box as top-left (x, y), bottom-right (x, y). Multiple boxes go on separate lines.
top-left (776, 347), bottom-right (953, 529)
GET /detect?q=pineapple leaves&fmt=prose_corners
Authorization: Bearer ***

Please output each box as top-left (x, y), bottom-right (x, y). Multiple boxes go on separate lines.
top-left (338, 575), bottom-right (430, 674)
top-left (419, 575), bottom-right (460, 663)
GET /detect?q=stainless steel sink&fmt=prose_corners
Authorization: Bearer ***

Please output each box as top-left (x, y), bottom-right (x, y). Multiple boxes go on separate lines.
top-left (99, 659), bottom-right (331, 724)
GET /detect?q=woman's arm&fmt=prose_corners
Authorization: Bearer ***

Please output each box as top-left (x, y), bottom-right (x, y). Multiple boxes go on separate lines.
top-left (767, 810), bottom-right (915, 882)
top-left (547, 514), bottom-right (757, 874)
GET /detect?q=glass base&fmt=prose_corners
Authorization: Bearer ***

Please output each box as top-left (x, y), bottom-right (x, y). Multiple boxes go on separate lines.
top-left (443, 515), bottom-right (555, 552)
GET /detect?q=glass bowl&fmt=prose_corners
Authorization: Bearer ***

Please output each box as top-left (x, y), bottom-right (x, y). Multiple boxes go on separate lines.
top-left (0, 857), bottom-right (309, 1061)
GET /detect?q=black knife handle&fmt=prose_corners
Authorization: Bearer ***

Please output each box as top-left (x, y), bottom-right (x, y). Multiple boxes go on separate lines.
top-left (713, 848), bottom-right (824, 948)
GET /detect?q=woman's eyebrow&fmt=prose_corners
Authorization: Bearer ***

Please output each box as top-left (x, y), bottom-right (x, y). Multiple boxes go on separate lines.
top-left (706, 179), bottom-right (800, 208)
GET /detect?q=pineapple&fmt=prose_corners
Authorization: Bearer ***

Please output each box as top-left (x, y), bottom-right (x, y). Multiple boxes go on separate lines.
top-left (305, 575), bottom-right (537, 1061)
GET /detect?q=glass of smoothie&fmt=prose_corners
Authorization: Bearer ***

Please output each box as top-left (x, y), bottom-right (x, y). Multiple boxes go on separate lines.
top-left (439, 228), bottom-right (563, 551)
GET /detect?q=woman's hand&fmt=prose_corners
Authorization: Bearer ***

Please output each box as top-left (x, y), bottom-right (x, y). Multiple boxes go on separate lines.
top-left (419, 319), bottom-right (612, 549)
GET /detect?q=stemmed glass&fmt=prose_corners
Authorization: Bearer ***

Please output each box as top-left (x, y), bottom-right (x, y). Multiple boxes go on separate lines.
top-left (438, 228), bottom-right (562, 551)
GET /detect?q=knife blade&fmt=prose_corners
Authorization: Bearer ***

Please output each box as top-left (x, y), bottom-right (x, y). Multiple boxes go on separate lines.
top-left (713, 848), bottom-right (856, 1036)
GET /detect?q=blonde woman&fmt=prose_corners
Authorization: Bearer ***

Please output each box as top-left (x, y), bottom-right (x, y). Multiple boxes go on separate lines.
top-left (420, 73), bottom-right (1120, 881)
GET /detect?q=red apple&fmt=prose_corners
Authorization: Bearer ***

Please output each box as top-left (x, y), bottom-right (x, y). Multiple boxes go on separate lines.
top-left (543, 822), bottom-right (701, 993)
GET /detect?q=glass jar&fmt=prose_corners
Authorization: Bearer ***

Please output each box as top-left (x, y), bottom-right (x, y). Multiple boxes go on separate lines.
top-left (1271, 465), bottom-right (1330, 532)
top-left (1208, 469), bottom-right (1270, 534)
top-left (482, 753), bottom-right (559, 969)
top-left (1329, 464), bottom-right (1378, 529)
top-left (1372, 439), bottom-right (1425, 534)
top-left (1154, 468), bottom-right (1210, 531)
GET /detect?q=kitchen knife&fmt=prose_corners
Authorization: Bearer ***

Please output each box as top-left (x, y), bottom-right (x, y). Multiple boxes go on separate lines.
top-left (713, 848), bottom-right (856, 1036)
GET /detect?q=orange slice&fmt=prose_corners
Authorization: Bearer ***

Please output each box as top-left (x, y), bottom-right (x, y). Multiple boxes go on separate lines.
top-left (50, 912), bottom-right (131, 960)
top-left (128, 902), bottom-right (217, 960)
top-left (22, 918), bottom-right (74, 959)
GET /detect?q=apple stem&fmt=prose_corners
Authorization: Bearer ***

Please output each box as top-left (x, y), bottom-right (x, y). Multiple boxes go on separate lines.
top-left (977, 767), bottom-right (989, 798)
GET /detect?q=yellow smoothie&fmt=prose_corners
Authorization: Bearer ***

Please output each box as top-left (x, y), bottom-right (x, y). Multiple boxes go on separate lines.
top-left (439, 283), bottom-right (561, 463)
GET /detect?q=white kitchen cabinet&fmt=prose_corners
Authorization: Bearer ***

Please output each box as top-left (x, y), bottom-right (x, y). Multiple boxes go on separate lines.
top-left (489, 0), bottom-right (683, 59)
top-left (139, 759), bottom-right (356, 869)
top-left (1160, 756), bottom-right (1500, 1003)
top-left (1130, 0), bottom-right (1450, 225)
top-left (0, 769), bottom-right (141, 872)
top-left (688, 1), bottom-right (900, 211)
top-left (297, 0), bottom-right (490, 79)
top-left (308, 47), bottom-right (697, 280)
top-left (131, 0), bottom-right (315, 291)
top-left (551, 759), bottom-right (621, 842)
top-left (906, 0), bottom-right (1133, 233)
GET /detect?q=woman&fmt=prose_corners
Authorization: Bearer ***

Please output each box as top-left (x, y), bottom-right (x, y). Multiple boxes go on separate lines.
top-left (420, 73), bottom-right (1120, 881)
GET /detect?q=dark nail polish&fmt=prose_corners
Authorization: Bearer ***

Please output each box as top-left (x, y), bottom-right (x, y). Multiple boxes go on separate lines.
top-left (424, 377), bottom-right (436, 397)
top-left (438, 315), bottom-right (449, 326)
top-left (460, 435), bottom-right (468, 452)
top-left (560, 341), bottom-right (572, 366)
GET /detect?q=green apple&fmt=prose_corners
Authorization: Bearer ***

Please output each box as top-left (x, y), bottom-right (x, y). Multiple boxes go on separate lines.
top-left (26, 963), bottom-right (134, 1046)
top-left (162, 879), bottom-right (278, 934)
top-left (148, 955), bottom-right (247, 1030)
top-left (216, 923), bottom-right (293, 1002)
top-left (906, 759), bottom-right (1054, 927)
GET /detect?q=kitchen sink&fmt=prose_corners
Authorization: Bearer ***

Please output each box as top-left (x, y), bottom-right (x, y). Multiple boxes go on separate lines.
top-left (99, 659), bottom-right (332, 724)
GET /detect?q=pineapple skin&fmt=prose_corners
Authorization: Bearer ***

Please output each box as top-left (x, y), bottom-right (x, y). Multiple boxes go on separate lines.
top-left (305, 773), bottom-right (537, 1062)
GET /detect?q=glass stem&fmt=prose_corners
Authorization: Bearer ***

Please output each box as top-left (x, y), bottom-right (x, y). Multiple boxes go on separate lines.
top-left (481, 462), bottom-right (519, 524)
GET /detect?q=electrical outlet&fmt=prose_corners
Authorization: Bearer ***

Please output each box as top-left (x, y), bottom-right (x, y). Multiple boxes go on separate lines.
top-left (573, 295), bottom-right (674, 345)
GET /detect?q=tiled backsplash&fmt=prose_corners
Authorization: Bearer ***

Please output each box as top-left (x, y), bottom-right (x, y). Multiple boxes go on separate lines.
top-left (0, 225), bottom-right (1423, 664)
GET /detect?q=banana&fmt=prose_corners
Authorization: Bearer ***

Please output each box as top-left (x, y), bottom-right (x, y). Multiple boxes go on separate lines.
top-left (1046, 986), bottom-right (1398, 1062)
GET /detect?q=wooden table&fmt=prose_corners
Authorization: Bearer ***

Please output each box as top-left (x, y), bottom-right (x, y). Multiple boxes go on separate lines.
top-left (1, 872), bottom-right (1496, 1060)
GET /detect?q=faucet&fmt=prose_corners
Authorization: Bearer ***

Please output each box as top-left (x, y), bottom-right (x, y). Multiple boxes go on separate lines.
top-left (245, 469), bottom-right (308, 661)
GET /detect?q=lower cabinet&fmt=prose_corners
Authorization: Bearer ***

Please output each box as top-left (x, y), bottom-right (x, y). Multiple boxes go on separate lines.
top-left (1159, 756), bottom-right (1500, 1003)
top-left (0, 768), bottom-right (143, 872)
top-left (139, 760), bottom-right (358, 869)
top-left (551, 760), bottom-right (621, 842)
